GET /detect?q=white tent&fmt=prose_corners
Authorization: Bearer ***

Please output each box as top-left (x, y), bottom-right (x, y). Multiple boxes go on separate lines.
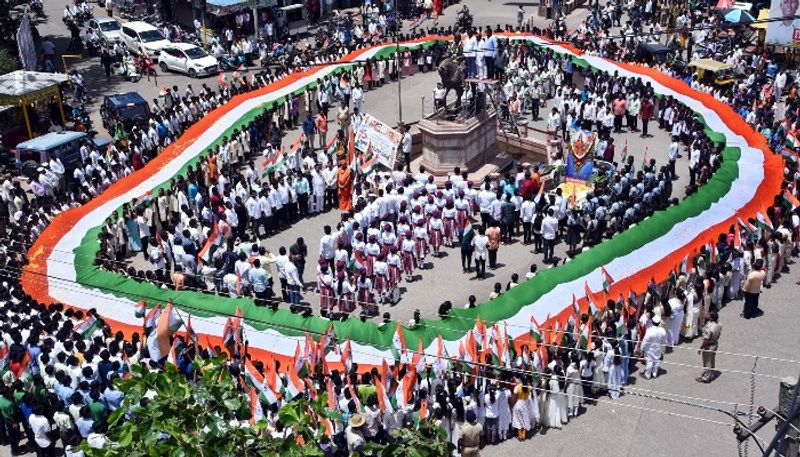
top-left (0, 71), bottom-right (68, 138)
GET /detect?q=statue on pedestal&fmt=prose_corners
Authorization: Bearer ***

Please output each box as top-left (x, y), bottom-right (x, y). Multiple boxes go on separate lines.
top-left (437, 58), bottom-right (465, 109)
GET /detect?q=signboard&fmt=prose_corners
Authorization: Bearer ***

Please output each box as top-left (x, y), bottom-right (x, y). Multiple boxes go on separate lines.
top-left (765, 0), bottom-right (800, 47)
top-left (353, 113), bottom-right (401, 170)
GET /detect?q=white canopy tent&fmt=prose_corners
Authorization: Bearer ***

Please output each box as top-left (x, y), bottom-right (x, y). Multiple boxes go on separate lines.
top-left (0, 71), bottom-right (69, 138)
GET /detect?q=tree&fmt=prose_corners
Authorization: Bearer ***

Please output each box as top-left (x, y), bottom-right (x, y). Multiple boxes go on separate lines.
top-left (0, 48), bottom-right (20, 75)
top-left (82, 356), bottom-right (453, 457)
top-left (81, 358), bottom-right (293, 457)
top-left (365, 420), bottom-right (454, 457)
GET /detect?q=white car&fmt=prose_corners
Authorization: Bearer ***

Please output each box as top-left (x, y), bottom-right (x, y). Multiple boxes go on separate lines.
top-left (120, 21), bottom-right (171, 58)
top-left (158, 43), bottom-right (219, 78)
top-left (86, 17), bottom-right (122, 46)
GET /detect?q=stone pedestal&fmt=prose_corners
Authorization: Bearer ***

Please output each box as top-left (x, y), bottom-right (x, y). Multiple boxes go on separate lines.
top-left (418, 110), bottom-right (508, 178)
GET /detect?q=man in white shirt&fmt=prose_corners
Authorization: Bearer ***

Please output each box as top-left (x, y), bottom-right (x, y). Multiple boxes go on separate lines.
top-left (462, 30), bottom-right (477, 78)
top-left (401, 127), bottom-right (413, 172)
top-left (541, 208), bottom-right (559, 263)
top-left (319, 225), bottom-right (336, 271)
top-left (689, 144), bottom-right (701, 187)
top-left (520, 196), bottom-right (536, 244)
top-left (477, 184), bottom-right (496, 229)
top-left (28, 404), bottom-right (55, 455)
top-left (547, 107), bottom-right (562, 136)
top-left (641, 315), bottom-right (667, 379)
top-left (668, 136), bottom-right (680, 177)
top-left (483, 30), bottom-right (498, 79)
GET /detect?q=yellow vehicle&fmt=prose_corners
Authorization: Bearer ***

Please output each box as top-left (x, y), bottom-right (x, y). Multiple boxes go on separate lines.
top-left (688, 59), bottom-right (736, 88)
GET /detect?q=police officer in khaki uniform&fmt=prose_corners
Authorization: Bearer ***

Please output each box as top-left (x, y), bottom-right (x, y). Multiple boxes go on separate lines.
top-left (459, 410), bottom-right (484, 457)
top-left (696, 310), bottom-right (722, 383)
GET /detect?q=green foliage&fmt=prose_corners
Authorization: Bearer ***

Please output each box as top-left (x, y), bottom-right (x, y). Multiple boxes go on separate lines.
top-left (0, 47), bottom-right (20, 76)
top-left (81, 358), bottom-right (284, 457)
top-left (364, 420), bottom-right (454, 457)
top-left (82, 357), bottom-right (453, 457)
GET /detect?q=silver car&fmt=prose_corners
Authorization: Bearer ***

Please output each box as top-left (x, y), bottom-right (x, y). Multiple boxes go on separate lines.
top-left (86, 16), bottom-right (122, 46)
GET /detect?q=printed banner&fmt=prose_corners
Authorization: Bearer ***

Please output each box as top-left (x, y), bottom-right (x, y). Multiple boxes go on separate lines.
top-left (765, 0), bottom-right (800, 47)
top-left (353, 113), bottom-right (401, 170)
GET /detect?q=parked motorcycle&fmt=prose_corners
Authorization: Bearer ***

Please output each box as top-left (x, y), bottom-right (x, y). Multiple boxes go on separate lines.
top-left (218, 53), bottom-right (246, 71)
top-left (456, 6), bottom-right (473, 31)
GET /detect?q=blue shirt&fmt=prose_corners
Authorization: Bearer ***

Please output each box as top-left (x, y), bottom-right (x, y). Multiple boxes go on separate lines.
top-left (55, 383), bottom-right (75, 407)
top-left (188, 183), bottom-right (198, 202)
top-left (302, 117), bottom-right (316, 135)
top-left (76, 417), bottom-right (95, 438)
top-left (249, 267), bottom-right (269, 292)
top-left (103, 388), bottom-right (125, 411)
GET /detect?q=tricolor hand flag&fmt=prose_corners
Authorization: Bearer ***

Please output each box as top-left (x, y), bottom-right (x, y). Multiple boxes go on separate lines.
top-left (620, 139), bottom-right (628, 162)
top-left (784, 189), bottom-right (800, 210)
top-left (147, 302), bottom-right (183, 360)
top-left (600, 266), bottom-right (614, 293)
top-left (197, 222), bottom-right (221, 266)
top-left (74, 314), bottom-right (100, 339)
top-left (392, 322), bottom-right (406, 362)
top-left (134, 300), bottom-right (147, 318)
top-left (144, 304), bottom-right (162, 333)
top-left (285, 362), bottom-right (305, 399)
top-left (341, 338), bottom-right (353, 373)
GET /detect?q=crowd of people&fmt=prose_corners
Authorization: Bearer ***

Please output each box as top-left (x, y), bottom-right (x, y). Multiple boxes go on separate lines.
top-left (4, 0), bottom-right (800, 455)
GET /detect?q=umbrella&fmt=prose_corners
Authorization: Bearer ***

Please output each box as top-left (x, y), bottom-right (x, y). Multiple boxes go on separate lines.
top-left (722, 8), bottom-right (756, 24)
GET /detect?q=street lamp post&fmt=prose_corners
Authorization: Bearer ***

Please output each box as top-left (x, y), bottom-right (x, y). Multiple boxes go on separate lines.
top-left (395, 31), bottom-right (403, 127)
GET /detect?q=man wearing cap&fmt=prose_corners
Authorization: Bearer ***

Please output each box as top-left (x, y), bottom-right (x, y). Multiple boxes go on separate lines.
top-left (459, 409), bottom-right (484, 457)
top-left (641, 314), bottom-right (667, 379)
top-left (346, 413), bottom-right (367, 453)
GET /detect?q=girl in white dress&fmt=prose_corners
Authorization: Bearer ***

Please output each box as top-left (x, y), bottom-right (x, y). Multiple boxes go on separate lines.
top-left (565, 355), bottom-right (583, 417)
top-left (606, 344), bottom-right (624, 399)
top-left (526, 376), bottom-right (540, 430)
top-left (496, 384), bottom-right (512, 441)
top-left (546, 368), bottom-right (568, 428)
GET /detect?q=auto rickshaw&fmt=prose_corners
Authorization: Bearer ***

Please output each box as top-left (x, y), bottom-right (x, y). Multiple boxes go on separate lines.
top-left (688, 59), bottom-right (736, 88)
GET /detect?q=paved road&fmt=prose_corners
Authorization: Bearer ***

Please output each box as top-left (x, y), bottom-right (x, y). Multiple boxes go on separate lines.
top-left (6, 2), bottom-right (798, 457)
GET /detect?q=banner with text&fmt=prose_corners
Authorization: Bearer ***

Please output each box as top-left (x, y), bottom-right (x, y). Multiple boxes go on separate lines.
top-left (353, 113), bottom-right (401, 170)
